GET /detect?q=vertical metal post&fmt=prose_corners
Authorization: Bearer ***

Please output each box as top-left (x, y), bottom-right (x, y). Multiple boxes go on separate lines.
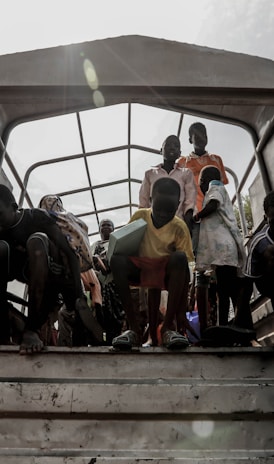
top-left (128, 103), bottom-right (132, 217)
top-left (76, 112), bottom-right (99, 228)
top-left (225, 166), bottom-right (248, 237)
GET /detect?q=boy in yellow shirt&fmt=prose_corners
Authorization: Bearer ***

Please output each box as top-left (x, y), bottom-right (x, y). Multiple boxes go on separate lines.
top-left (110, 177), bottom-right (195, 350)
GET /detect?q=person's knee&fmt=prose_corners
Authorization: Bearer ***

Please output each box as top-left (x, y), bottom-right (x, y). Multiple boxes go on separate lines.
top-left (26, 232), bottom-right (49, 259)
top-left (168, 251), bottom-right (188, 270)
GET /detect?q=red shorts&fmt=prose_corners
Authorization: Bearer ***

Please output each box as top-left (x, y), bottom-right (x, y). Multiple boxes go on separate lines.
top-left (129, 256), bottom-right (169, 289)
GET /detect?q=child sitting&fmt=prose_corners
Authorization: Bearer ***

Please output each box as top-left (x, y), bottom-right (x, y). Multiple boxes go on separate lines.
top-left (237, 190), bottom-right (274, 332)
top-left (110, 177), bottom-right (195, 350)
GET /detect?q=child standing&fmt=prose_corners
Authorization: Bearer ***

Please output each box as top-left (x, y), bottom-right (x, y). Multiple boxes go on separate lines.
top-left (194, 166), bottom-right (246, 327)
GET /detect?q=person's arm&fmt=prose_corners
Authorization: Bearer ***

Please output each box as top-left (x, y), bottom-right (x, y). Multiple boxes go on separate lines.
top-left (215, 155), bottom-right (229, 185)
top-left (193, 199), bottom-right (218, 222)
top-left (139, 171), bottom-right (151, 208)
top-left (180, 169), bottom-right (196, 234)
top-left (184, 208), bottom-right (194, 234)
top-left (182, 169), bottom-right (197, 216)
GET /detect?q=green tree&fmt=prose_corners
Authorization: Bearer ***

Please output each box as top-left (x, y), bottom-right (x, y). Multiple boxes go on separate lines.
top-left (234, 194), bottom-right (254, 233)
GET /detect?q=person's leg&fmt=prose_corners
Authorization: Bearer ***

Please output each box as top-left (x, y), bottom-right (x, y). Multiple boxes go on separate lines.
top-left (0, 241), bottom-right (28, 344)
top-left (110, 254), bottom-right (141, 340)
top-left (0, 240), bottom-right (12, 344)
top-left (215, 265), bottom-right (238, 326)
top-left (25, 234), bottom-right (51, 331)
top-left (162, 251), bottom-right (189, 334)
top-left (147, 288), bottom-right (161, 346)
top-left (196, 271), bottom-right (210, 335)
top-left (234, 276), bottom-right (254, 330)
top-left (19, 233), bottom-right (52, 353)
top-left (192, 222), bottom-right (210, 335)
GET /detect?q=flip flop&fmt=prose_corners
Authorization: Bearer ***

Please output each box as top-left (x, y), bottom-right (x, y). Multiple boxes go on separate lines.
top-left (112, 330), bottom-right (139, 350)
top-left (201, 325), bottom-right (256, 347)
top-left (162, 330), bottom-right (189, 349)
top-left (75, 297), bottom-right (103, 344)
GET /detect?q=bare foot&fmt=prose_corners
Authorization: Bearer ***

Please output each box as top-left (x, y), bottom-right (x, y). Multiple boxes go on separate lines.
top-left (19, 330), bottom-right (44, 355)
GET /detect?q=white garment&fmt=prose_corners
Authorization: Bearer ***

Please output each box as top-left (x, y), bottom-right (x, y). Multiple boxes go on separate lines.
top-left (195, 182), bottom-right (245, 273)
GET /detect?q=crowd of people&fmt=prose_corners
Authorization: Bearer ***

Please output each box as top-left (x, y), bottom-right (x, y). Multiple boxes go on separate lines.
top-left (0, 122), bottom-right (273, 354)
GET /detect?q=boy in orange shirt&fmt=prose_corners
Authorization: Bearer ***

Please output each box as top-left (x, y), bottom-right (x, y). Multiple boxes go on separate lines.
top-left (178, 122), bottom-right (228, 334)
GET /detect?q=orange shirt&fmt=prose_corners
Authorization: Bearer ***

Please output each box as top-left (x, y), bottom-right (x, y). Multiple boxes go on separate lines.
top-left (177, 152), bottom-right (228, 212)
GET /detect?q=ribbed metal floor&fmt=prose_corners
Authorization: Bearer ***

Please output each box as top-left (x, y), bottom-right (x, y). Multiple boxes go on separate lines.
top-left (0, 345), bottom-right (274, 463)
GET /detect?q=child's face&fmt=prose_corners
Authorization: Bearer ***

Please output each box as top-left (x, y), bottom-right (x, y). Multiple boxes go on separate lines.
top-left (0, 200), bottom-right (17, 229)
top-left (151, 192), bottom-right (178, 228)
top-left (199, 173), bottom-right (210, 195)
top-left (190, 128), bottom-right (207, 152)
top-left (161, 136), bottom-right (181, 163)
top-left (99, 220), bottom-right (114, 241)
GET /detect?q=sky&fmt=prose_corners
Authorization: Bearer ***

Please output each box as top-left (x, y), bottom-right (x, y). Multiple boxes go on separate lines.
top-left (1, 0), bottom-right (273, 60)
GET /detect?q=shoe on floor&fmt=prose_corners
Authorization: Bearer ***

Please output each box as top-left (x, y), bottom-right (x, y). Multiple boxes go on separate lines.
top-left (112, 330), bottom-right (139, 350)
top-left (162, 330), bottom-right (189, 349)
top-left (201, 325), bottom-right (256, 347)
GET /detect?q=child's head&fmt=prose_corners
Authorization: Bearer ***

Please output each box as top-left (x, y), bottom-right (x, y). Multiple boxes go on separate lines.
top-left (189, 122), bottom-right (208, 152)
top-left (39, 194), bottom-right (64, 212)
top-left (160, 135), bottom-right (181, 163)
top-left (99, 218), bottom-right (114, 241)
top-left (150, 178), bottom-right (180, 228)
top-left (199, 165), bottom-right (221, 194)
top-left (0, 184), bottom-right (18, 228)
top-left (263, 191), bottom-right (274, 234)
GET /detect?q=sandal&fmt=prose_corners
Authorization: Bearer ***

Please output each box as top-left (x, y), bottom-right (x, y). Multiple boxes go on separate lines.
top-left (201, 325), bottom-right (256, 347)
top-left (112, 330), bottom-right (139, 350)
top-left (19, 330), bottom-right (44, 355)
top-left (162, 330), bottom-right (189, 349)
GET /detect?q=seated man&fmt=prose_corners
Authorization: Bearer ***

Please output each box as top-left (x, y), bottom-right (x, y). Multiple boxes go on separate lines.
top-left (0, 185), bottom-right (101, 354)
top-left (235, 190), bottom-right (274, 332)
top-left (110, 177), bottom-right (195, 350)
top-left (39, 194), bottom-right (103, 347)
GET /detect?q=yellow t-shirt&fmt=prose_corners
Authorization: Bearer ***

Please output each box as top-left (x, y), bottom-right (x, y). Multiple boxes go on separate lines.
top-left (129, 209), bottom-right (194, 262)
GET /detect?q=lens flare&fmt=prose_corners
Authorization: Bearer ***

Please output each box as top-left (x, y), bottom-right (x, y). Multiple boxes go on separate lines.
top-left (93, 90), bottom-right (105, 108)
top-left (83, 59), bottom-right (98, 90)
top-left (192, 420), bottom-right (214, 438)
